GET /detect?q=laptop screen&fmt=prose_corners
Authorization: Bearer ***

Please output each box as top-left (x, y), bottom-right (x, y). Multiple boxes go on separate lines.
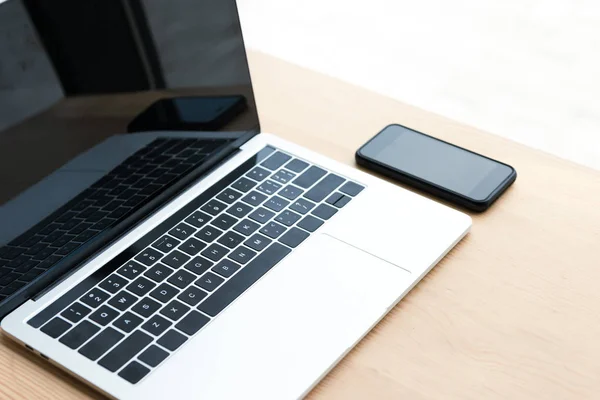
top-left (0, 0), bottom-right (260, 314)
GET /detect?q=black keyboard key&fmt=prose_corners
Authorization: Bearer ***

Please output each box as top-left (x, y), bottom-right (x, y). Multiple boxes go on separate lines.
top-left (138, 345), bottom-right (169, 368)
top-left (261, 151), bottom-right (291, 170)
top-left (89, 305), bottom-right (120, 326)
top-left (289, 198), bottom-right (316, 215)
top-left (103, 200), bottom-right (125, 212)
top-left (51, 234), bottom-right (74, 248)
top-left (142, 315), bottom-right (172, 336)
top-left (79, 327), bottom-right (124, 361)
top-left (198, 243), bottom-right (291, 317)
top-left (257, 180), bottom-right (282, 195)
top-left (179, 238), bottom-right (206, 256)
top-left (241, 190), bottom-right (267, 207)
top-left (75, 230), bottom-right (99, 244)
top-left (40, 231), bottom-right (63, 244)
top-left (117, 261), bottom-right (146, 280)
top-left (246, 166), bottom-right (270, 181)
top-left (61, 222), bottom-right (84, 236)
top-left (195, 225), bottom-right (222, 243)
top-left (226, 202), bottom-right (253, 218)
top-left (201, 243), bottom-right (229, 262)
top-left (123, 195), bottom-right (145, 208)
top-left (275, 210), bottom-right (302, 227)
top-left (138, 184), bottom-right (161, 197)
top-left (178, 286), bottom-right (207, 307)
top-left (107, 206), bottom-right (132, 220)
top-left (175, 311), bottom-right (210, 336)
top-left (80, 288), bottom-right (111, 308)
top-left (61, 302), bottom-right (92, 323)
top-left (279, 185), bottom-right (303, 200)
top-left (87, 211), bottom-right (108, 223)
top-left (264, 196), bottom-right (289, 213)
top-left (144, 264), bottom-right (174, 283)
top-left (39, 223), bottom-right (60, 236)
top-left (98, 330), bottom-right (153, 372)
top-left (195, 272), bottom-right (224, 292)
top-left (304, 173), bottom-right (345, 202)
top-left (0, 271), bottom-right (19, 285)
top-left (334, 195), bottom-right (351, 208)
top-left (285, 158), bottom-right (309, 173)
top-left (59, 320), bottom-right (100, 349)
top-left (297, 215), bottom-right (324, 232)
top-left (20, 268), bottom-right (45, 281)
top-left (54, 242), bottom-right (80, 257)
top-left (312, 204), bottom-right (338, 220)
top-left (339, 181), bottom-right (364, 196)
top-left (185, 211), bottom-right (212, 228)
top-left (31, 244), bottom-right (59, 260)
top-left (162, 250), bottom-right (190, 269)
top-left (158, 329), bottom-right (187, 351)
top-left (279, 227), bottom-right (310, 248)
top-left (212, 259), bottom-right (240, 278)
top-left (216, 188), bottom-right (243, 204)
top-left (150, 283), bottom-right (179, 303)
top-left (127, 275), bottom-right (157, 296)
top-left (99, 274), bottom-right (128, 294)
top-left (134, 248), bottom-right (163, 267)
top-left (167, 270), bottom-right (196, 289)
top-left (132, 178), bottom-right (153, 190)
top-left (217, 231), bottom-right (245, 249)
top-left (160, 300), bottom-right (190, 321)
top-left (113, 312), bottom-right (143, 333)
top-left (70, 222), bottom-right (94, 235)
top-left (23, 243), bottom-right (48, 256)
top-left (248, 207), bottom-right (275, 224)
top-left (228, 246), bottom-right (256, 265)
top-left (233, 219), bottom-right (260, 236)
top-left (40, 317), bottom-right (72, 338)
top-left (132, 297), bottom-right (161, 318)
top-left (152, 235), bottom-right (180, 253)
top-left (201, 199), bottom-right (228, 216)
top-left (169, 223), bottom-right (195, 240)
top-left (108, 291), bottom-right (138, 311)
top-left (260, 221), bottom-right (287, 239)
top-left (244, 234), bottom-right (272, 252)
top-left (293, 166), bottom-right (327, 188)
top-left (119, 361), bottom-right (150, 384)
top-left (211, 214), bottom-right (238, 230)
top-left (231, 177), bottom-right (256, 193)
top-left (183, 256), bottom-right (213, 276)
top-left (271, 169), bottom-right (296, 184)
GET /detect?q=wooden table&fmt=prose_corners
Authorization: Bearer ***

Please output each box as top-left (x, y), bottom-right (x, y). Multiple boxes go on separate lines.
top-left (1, 51), bottom-right (600, 399)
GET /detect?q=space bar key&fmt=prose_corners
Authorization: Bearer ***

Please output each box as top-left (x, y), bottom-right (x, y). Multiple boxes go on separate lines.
top-left (198, 243), bottom-right (291, 317)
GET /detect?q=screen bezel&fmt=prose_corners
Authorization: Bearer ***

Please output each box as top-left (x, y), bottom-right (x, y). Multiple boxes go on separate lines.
top-left (357, 124), bottom-right (516, 205)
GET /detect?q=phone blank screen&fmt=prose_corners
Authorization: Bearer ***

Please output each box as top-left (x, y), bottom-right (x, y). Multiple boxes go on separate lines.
top-left (361, 125), bottom-right (511, 199)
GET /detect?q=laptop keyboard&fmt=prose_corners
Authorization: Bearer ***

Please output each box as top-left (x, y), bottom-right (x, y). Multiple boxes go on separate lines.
top-left (0, 138), bottom-right (228, 303)
top-left (27, 146), bottom-right (364, 384)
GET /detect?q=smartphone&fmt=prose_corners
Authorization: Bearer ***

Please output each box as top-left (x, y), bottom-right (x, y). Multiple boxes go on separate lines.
top-left (356, 124), bottom-right (517, 211)
top-left (128, 95), bottom-right (247, 132)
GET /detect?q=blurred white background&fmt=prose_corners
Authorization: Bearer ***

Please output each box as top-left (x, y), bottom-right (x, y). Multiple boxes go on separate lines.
top-left (238, 0), bottom-right (600, 170)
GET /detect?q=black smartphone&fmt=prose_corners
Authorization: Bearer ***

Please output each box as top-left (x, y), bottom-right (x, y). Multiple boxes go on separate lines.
top-left (356, 124), bottom-right (517, 211)
top-left (128, 95), bottom-right (247, 132)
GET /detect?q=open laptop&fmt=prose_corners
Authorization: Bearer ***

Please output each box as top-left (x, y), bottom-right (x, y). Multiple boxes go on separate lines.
top-left (0, 0), bottom-right (471, 398)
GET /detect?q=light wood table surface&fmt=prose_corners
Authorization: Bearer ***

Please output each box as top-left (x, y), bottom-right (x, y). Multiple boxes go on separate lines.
top-left (1, 51), bottom-right (600, 399)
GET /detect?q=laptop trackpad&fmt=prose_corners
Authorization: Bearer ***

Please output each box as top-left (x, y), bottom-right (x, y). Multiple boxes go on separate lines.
top-left (141, 234), bottom-right (411, 400)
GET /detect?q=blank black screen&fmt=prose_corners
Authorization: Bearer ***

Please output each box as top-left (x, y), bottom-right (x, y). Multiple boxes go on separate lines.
top-left (361, 125), bottom-right (511, 199)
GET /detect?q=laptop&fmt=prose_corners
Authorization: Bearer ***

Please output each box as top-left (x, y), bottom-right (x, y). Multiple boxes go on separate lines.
top-left (0, 0), bottom-right (471, 398)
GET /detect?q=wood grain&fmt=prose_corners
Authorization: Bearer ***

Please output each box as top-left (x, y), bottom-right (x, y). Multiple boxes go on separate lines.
top-left (1, 51), bottom-right (599, 399)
